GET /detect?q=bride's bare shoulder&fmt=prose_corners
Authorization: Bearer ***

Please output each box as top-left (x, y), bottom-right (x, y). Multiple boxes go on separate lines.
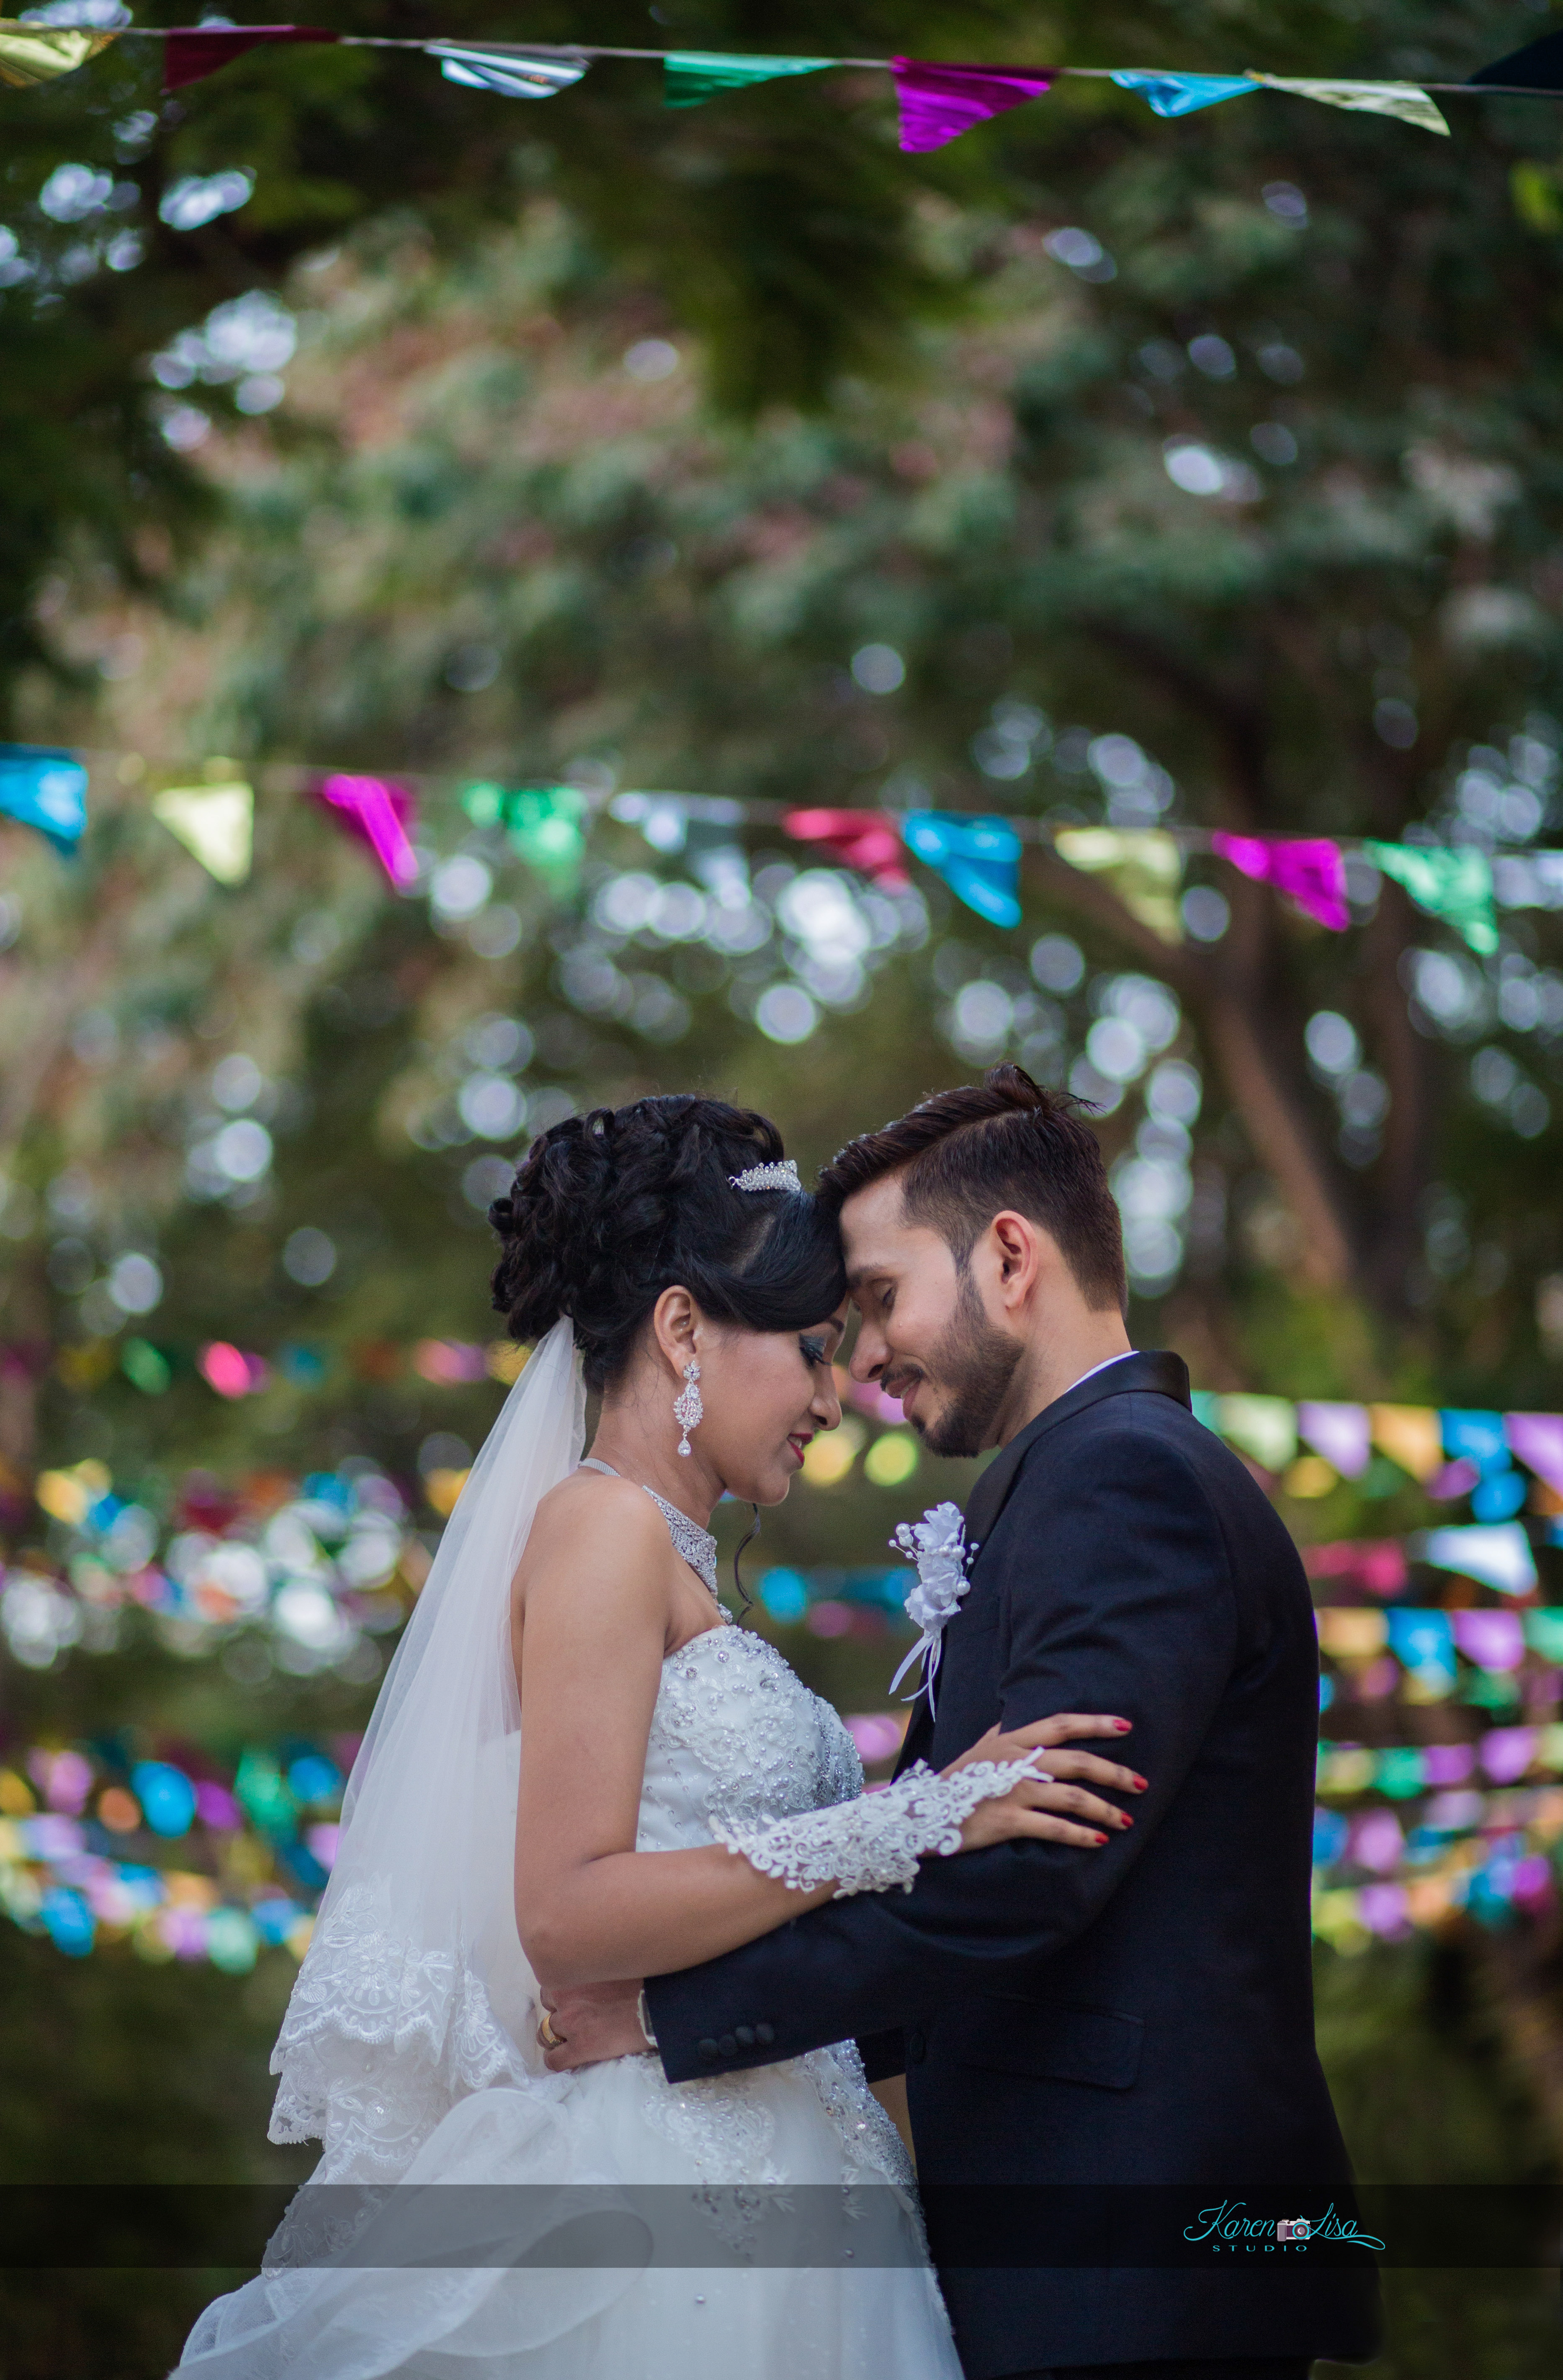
top-left (518, 1468), bottom-right (669, 1591)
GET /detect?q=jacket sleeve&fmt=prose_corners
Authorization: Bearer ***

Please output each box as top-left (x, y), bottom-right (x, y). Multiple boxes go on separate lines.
top-left (644, 1426), bottom-right (1236, 2082)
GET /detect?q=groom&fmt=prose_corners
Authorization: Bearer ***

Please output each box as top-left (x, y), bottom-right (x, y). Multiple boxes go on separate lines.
top-left (545, 1065), bottom-right (1379, 2379)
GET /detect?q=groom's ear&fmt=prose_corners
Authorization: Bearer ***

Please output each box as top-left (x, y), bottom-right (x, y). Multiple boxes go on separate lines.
top-left (987, 1209), bottom-right (1044, 1307)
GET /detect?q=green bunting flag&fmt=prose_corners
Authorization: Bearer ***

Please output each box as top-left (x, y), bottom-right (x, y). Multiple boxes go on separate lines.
top-left (1245, 74), bottom-right (1450, 136)
top-left (1054, 828), bottom-right (1184, 944)
top-left (462, 782), bottom-right (587, 891)
top-left (0, 20), bottom-right (116, 87)
top-left (1366, 842), bottom-right (1498, 954)
top-left (663, 51), bottom-right (836, 109)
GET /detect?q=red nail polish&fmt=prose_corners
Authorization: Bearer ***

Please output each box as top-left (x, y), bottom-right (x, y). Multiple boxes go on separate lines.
top-left (1121, 1814), bottom-right (1134, 1827)
top-left (1133, 1775), bottom-right (1147, 1790)
top-left (1114, 1721), bottom-right (1131, 1732)
top-left (1093, 1832), bottom-right (1108, 1845)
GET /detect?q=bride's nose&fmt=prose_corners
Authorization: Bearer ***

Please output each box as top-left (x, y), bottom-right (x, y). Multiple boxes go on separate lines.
top-left (811, 1368), bottom-right (842, 1430)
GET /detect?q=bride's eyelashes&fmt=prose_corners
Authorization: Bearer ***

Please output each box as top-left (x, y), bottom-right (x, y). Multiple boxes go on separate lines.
top-left (798, 1334), bottom-right (830, 1368)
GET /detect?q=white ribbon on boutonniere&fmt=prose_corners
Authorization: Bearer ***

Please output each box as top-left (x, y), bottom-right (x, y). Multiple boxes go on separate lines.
top-left (888, 1500), bottom-right (976, 1717)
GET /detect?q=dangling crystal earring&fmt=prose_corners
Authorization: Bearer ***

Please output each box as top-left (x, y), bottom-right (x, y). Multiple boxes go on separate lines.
top-left (674, 1359), bottom-right (703, 1457)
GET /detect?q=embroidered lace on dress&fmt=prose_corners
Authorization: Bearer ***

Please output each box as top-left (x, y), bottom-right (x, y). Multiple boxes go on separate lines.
top-left (712, 1753), bottom-right (1049, 1897)
top-left (268, 1872), bottom-right (538, 2184)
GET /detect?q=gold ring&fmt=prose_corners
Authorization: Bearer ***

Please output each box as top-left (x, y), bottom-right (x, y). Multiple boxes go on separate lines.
top-left (538, 2011), bottom-right (563, 2050)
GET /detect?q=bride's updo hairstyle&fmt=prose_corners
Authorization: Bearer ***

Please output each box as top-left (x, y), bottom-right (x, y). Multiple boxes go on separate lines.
top-left (489, 1095), bottom-right (845, 1393)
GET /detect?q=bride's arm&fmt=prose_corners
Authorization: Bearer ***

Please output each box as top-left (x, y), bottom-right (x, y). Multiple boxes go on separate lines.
top-left (514, 1482), bottom-right (1140, 1989)
top-left (514, 1482), bottom-right (848, 1986)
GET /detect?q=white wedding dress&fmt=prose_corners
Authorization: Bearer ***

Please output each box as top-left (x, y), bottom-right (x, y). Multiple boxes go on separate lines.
top-left (177, 1455), bottom-right (969, 2379)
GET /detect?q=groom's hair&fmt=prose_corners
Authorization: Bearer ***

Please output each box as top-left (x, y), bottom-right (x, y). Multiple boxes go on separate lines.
top-left (818, 1064), bottom-right (1127, 1314)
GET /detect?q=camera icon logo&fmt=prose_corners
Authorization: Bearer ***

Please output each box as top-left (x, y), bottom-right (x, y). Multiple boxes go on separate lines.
top-left (1276, 2218), bottom-right (1312, 2243)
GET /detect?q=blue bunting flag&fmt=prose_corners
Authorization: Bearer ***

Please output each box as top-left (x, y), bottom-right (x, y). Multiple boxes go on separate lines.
top-left (900, 812), bottom-right (1022, 927)
top-left (1110, 70), bottom-right (1257, 118)
top-left (0, 744), bottom-right (88, 853)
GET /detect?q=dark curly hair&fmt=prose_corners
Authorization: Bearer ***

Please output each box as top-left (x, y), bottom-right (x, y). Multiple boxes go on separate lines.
top-left (489, 1095), bottom-right (847, 1392)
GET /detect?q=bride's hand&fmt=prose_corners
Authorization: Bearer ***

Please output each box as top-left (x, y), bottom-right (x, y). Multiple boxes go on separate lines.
top-left (944, 1715), bottom-right (1145, 1853)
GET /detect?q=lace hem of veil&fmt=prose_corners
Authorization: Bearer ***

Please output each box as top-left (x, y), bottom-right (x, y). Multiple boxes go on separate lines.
top-left (268, 1876), bottom-right (546, 2183)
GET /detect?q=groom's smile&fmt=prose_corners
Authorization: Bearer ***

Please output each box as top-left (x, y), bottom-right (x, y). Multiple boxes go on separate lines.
top-left (838, 1176), bottom-right (1030, 1460)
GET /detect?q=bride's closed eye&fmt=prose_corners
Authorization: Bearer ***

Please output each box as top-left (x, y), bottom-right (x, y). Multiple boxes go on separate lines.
top-left (799, 1334), bottom-right (831, 1367)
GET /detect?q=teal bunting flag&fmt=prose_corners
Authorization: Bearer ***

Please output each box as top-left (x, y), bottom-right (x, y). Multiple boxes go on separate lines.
top-left (462, 781), bottom-right (586, 889)
top-left (1365, 841), bottom-right (1498, 955)
top-left (663, 51), bottom-right (834, 108)
top-left (900, 812), bottom-right (1021, 928)
top-left (1110, 70), bottom-right (1257, 117)
top-left (0, 743), bottom-right (88, 852)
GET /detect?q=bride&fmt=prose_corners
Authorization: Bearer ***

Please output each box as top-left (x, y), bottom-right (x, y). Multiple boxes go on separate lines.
top-left (178, 1095), bottom-right (1139, 2379)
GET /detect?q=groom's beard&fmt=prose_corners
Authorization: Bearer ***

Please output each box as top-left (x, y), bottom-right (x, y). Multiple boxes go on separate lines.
top-left (907, 1270), bottom-right (1024, 1459)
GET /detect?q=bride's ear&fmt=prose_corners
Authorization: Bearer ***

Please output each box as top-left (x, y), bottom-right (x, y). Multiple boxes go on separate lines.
top-left (650, 1285), bottom-right (700, 1376)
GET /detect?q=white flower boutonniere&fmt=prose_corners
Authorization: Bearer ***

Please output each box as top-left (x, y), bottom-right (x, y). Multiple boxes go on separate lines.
top-left (888, 1500), bottom-right (975, 1716)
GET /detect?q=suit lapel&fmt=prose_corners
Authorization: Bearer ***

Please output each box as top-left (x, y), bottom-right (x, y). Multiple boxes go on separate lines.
top-left (889, 1353), bottom-right (1189, 1780)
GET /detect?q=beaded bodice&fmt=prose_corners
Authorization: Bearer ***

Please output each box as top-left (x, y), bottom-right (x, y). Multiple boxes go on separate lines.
top-left (636, 1621), bottom-right (863, 1852)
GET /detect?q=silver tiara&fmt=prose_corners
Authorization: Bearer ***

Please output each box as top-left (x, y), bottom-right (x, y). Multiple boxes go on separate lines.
top-left (729, 1158), bottom-right (803, 1194)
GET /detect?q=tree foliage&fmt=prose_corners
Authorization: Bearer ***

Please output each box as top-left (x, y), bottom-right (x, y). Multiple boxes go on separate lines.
top-left (4, 15), bottom-right (1563, 2371)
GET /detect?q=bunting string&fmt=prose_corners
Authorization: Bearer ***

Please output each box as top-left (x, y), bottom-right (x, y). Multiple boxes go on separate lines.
top-left (8, 23), bottom-right (1563, 153)
top-left (3, 738), bottom-right (1560, 949)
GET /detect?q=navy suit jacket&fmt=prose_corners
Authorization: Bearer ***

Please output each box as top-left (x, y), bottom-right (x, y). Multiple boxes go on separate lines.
top-left (645, 1352), bottom-right (1380, 2375)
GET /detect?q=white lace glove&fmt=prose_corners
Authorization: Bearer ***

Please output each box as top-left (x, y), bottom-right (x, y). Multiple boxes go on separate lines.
top-left (711, 1754), bottom-right (1051, 1898)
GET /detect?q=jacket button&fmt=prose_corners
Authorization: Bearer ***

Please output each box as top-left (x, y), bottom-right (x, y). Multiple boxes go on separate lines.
top-left (697, 2038), bottom-right (720, 2061)
top-left (717, 2033), bottom-right (737, 2057)
top-left (906, 2028), bottom-right (926, 2064)
top-left (735, 2025), bottom-right (755, 2047)
top-left (754, 2021), bottom-right (775, 2045)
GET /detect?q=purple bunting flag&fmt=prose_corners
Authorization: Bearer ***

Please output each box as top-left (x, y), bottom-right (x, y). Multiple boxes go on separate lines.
top-left (1210, 831), bottom-right (1349, 930)
top-left (1505, 1411), bottom-right (1563, 1496)
top-left (891, 58), bottom-right (1053, 154)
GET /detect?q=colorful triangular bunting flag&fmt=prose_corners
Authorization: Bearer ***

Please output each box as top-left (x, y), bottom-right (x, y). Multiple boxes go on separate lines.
top-left (901, 812), bottom-right (1021, 927)
top-left (1366, 841), bottom-right (1497, 954)
top-left (0, 744), bottom-right (88, 852)
top-left (0, 21), bottom-right (116, 88)
top-left (1111, 70), bottom-right (1255, 118)
top-left (891, 59), bottom-right (1053, 152)
top-left (1245, 74), bottom-right (1449, 136)
top-left (430, 45), bottom-right (587, 100)
top-left (161, 26), bottom-right (336, 95)
top-left (152, 781), bottom-right (254, 885)
top-left (663, 51), bottom-right (834, 109)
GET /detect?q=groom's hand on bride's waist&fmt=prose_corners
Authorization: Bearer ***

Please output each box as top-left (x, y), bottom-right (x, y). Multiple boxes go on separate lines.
top-left (538, 1979), bottom-right (651, 2070)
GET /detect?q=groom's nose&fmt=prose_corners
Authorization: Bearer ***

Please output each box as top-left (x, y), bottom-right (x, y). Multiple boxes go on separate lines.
top-left (850, 1321), bottom-right (888, 1383)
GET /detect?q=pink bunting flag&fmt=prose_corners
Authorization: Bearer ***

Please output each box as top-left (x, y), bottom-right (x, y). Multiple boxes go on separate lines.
top-left (891, 58), bottom-right (1053, 153)
top-left (316, 774), bottom-right (419, 889)
top-left (1210, 832), bottom-right (1349, 931)
top-left (783, 808), bottom-right (909, 887)
top-left (163, 26), bottom-right (337, 94)
top-left (1505, 1411), bottom-right (1563, 1495)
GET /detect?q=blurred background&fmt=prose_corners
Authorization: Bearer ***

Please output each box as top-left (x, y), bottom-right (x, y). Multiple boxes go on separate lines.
top-left (3, 3), bottom-right (1563, 2373)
